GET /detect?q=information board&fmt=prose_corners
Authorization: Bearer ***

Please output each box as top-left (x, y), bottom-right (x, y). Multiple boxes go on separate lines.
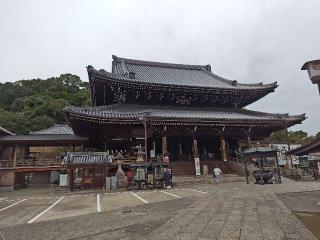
top-left (194, 157), bottom-right (201, 176)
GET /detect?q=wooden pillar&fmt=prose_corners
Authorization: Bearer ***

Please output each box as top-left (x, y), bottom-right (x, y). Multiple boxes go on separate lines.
top-left (247, 134), bottom-right (251, 149)
top-left (144, 117), bottom-right (148, 162)
top-left (81, 168), bottom-right (85, 190)
top-left (81, 143), bottom-right (85, 151)
top-left (285, 126), bottom-right (293, 166)
top-left (12, 144), bottom-right (18, 167)
top-left (220, 134), bottom-right (227, 161)
top-left (162, 136), bottom-right (168, 156)
top-left (102, 164), bottom-right (106, 190)
top-left (192, 138), bottom-right (199, 158)
top-left (68, 168), bottom-right (74, 191)
top-left (178, 140), bottom-right (183, 155)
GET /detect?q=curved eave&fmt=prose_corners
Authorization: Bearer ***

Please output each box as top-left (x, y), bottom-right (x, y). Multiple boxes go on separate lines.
top-left (87, 67), bottom-right (278, 93)
top-left (64, 107), bottom-right (305, 127)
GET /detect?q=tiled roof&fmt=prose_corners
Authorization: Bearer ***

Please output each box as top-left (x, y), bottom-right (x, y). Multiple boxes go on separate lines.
top-left (287, 137), bottom-right (320, 156)
top-left (64, 103), bottom-right (305, 124)
top-left (62, 152), bottom-right (110, 165)
top-left (0, 126), bottom-right (14, 136)
top-left (30, 124), bottom-right (74, 135)
top-left (103, 55), bottom-right (278, 90)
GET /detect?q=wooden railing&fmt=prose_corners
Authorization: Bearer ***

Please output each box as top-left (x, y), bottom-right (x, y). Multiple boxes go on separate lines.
top-left (0, 159), bottom-right (61, 168)
top-left (0, 160), bottom-right (13, 168)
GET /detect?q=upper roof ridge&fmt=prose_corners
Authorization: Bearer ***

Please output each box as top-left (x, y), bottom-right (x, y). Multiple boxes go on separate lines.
top-left (0, 126), bottom-right (14, 135)
top-left (30, 124), bottom-right (74, 135)
top-left (112, 55), bottom-right (210, 71)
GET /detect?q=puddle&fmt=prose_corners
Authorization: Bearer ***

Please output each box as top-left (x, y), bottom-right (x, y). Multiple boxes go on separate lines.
top-left (295, 211), bottom-right (320, 239)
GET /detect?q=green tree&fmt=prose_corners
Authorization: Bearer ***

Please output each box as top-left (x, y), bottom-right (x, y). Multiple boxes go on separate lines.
top-left (0, 73), bottom-right (90, 134)
top-left (267, 129), bottom-right (315, 144)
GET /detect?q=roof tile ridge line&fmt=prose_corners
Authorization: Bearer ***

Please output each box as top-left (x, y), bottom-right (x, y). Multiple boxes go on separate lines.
top-left (120, 59), bottom-right (129, 74)
top-left (200, 67), bottom-right (238, 85)
top-left (114, 55), bottom-right (208, 70)
top-left (239, 108), bottom-right (301, 118)
top-left (287, 113), bottom-right (307, 119)
top-left (63, 103), bottom-right (144, 115)
top-left (87, 66), bottom-right (128, 78)
top-left (0, 126), bottom-right (15, 135)
top-left (287, 137), bottom-right (320, 154)
top-left (237, 81), bottom-right (278, 88)
top-left (29, 124), bottom-right (59, 134)
top-left (201, 68), bottom-right (278, 89)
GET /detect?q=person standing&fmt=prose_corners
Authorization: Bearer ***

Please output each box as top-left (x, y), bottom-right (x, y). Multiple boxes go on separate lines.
top-left (213, 167), bottom-right (223, 184)
top-left (163, 168), bottom-right (172, 189)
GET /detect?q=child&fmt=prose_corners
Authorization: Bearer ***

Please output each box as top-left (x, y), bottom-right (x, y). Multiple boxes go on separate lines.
top-left (213, 167), bottom-right (223, 184)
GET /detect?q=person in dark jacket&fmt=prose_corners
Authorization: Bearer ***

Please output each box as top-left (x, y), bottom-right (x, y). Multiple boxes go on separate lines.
top-left (163, 168), bottom-right (171, 189)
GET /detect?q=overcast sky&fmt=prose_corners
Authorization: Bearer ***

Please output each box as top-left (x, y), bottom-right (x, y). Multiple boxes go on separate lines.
top-left (0, 0), bottom-right (319, 134)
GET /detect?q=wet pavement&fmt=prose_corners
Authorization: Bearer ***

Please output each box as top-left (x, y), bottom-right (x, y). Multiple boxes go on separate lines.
top-left (278, 190), bottom-right (320, 239)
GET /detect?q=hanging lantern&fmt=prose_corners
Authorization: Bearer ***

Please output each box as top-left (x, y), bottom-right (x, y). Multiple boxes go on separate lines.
top-left (301, 59), bottom-right (320, 94)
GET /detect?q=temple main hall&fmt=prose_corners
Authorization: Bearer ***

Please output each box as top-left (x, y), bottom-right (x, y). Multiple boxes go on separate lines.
top-left (63, 55), bottom-right (305, 175)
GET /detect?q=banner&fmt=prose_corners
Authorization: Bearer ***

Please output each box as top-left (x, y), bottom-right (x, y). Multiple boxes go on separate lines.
top-left (59, 174), bottom-right (68, 187)
top-left (194, 157), bottom-right (201, 176)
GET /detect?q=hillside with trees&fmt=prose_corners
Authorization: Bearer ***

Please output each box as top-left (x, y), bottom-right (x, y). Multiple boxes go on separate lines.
top-left (266, 129), bottom-right (320, 145)
top-left (0, 74), bottom-right (90, 134)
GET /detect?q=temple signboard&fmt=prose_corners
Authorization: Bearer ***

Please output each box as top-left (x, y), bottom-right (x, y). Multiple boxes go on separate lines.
top-left (194, 157), bottom-right (201, 176)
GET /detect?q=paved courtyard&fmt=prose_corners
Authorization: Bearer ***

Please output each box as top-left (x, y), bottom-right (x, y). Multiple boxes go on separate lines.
top-left (0, 187), bottom-right (206, 227)
top-left (0, 178), bottom-right (319, 239)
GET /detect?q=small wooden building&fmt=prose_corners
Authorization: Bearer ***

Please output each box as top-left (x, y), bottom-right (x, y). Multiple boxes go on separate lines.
top-left (0, 125), bottom-right (88, 190)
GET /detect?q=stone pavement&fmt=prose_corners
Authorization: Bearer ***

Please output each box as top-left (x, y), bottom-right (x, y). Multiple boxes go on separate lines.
top-left (146, 178), bottom-right (320, 240)
top-left (0, 178), bottom-right (320, 240)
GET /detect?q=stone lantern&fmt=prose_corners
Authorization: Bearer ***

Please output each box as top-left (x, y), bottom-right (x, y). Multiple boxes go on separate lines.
top-left (301, 59), bottom-right (320, 94)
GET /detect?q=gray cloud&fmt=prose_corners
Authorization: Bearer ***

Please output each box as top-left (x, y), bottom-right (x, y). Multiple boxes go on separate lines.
top-left (0, 0), bottom-right (319, 134)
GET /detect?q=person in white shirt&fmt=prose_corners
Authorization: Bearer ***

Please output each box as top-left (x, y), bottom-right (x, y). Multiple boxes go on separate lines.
top-left (213, 167), bottom-right (223, 184)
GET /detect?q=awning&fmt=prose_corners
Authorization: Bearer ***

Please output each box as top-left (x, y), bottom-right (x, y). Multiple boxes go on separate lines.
top-left (242, 147), bottom-right (277, 158)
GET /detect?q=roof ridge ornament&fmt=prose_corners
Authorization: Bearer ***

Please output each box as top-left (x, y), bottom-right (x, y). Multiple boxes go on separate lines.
top-left (129, 72), bottom-right (136, 79)
top-left (204, 65), bottom-right (211, 72)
